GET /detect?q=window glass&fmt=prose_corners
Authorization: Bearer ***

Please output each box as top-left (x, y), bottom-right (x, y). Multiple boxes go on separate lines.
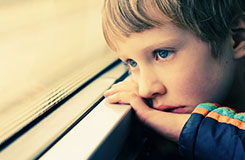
top-left (0, 0), bottom-right (116, 145)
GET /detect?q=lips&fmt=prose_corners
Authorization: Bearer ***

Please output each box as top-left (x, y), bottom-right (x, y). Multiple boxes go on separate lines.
top-left (154, 105), bottom-right (186, 113)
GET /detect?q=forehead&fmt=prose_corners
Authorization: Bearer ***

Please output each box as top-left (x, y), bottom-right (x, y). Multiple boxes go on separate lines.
top-left (115, 23), bottom-right (193, 57)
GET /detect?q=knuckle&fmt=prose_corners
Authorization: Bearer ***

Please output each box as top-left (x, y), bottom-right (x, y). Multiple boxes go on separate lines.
top-left (129, 94), bottom-right (138, 102)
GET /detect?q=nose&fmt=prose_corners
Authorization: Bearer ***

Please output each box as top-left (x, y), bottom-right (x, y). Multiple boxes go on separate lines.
top-left (138, 69), bottom-right (166, 98)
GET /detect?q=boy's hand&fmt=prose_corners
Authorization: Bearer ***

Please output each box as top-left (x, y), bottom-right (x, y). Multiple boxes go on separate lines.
top-left (104, 80), bottom-right (190, 141)
top-left (104, 80), bottom-right (139, 104)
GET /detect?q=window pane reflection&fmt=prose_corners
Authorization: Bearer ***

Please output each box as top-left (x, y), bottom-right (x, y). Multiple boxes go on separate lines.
top-left (0, 0), bottom-right (116, 144)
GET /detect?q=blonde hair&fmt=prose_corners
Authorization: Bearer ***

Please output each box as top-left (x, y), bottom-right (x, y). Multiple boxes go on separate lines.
top-left (102, 0), bottom-right (244, 57)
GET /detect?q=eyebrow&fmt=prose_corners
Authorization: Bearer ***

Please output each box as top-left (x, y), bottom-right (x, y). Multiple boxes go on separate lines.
top-left (141, 38), bottom-right (185, 53)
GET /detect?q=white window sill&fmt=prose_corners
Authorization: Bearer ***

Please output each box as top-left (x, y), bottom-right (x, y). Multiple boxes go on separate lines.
top-left (40, 100), bottom-right (132, 160)
top-left (0, 61), bottom-right (131, 160)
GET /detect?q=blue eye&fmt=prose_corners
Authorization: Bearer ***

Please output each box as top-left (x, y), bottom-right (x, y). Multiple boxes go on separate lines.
top-left (154, 50), bottom-right (174, 60)
top-left (127, 59), bottom-right (137, 68)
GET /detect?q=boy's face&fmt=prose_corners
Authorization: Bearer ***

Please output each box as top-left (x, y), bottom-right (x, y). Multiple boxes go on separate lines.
top-left (115, 23), bottom-right (235, 113)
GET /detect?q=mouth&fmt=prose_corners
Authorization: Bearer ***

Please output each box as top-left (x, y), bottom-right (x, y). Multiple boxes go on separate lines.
top-left (155, 105), bottom-right (186, 114)
top-left (144, 98), bottom-right (187, 114)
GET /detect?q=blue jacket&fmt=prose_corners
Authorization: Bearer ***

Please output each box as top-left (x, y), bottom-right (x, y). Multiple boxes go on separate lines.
top-left (179, 103), bottom-right (245, 160)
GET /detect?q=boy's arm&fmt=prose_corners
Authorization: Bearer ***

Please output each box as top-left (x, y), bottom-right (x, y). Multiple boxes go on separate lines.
top-left (179, 103), bottom-right (245, 160)
top-left (104, 82), bottom-right (190, 141)
top-left (128, 96), bottom-right (190, 141)
top-left (104, 81), bottom-right (245, 159)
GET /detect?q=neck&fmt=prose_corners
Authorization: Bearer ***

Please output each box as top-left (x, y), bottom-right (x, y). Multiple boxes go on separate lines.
top-left (223, 58), bottom-right (245, 112)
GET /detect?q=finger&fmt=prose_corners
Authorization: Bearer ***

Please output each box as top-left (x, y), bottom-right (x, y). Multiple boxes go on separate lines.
top-left (105, 92), bottom-right (134, 104)
top-left (104, 89), bottom-right (113, 98)
top-left (105, 93), bottom-right (122, 104)
top-left (129, 96), bottom-right (154, 121)
top-left (104, 87), bottom-right (127, 98)
top-left (104, 81), bottom-right (138, 97)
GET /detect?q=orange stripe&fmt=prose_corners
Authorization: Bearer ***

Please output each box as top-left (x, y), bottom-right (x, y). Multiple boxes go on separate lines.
top-left (192, 107), bottom-right (210, 116)
top-left (207, 112), bottom-right (245, 130)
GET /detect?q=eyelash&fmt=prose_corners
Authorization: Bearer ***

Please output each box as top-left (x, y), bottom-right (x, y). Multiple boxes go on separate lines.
top-left (153, 49), bottom-right (174, 61)
top-left (125, 49), bottom-right (175, 69)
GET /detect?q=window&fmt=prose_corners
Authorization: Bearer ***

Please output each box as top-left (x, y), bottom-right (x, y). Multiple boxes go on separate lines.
top-left (0, 0), bottom-right (117, 147)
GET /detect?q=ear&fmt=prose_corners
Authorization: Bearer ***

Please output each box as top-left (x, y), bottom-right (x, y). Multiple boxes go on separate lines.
top-left (230, 12), bottom-right (245, 59)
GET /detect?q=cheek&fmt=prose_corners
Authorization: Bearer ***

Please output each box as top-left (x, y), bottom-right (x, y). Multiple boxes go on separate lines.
top-left (172, 66), bottom-right (225, 104)
top-left (179, 77), bottom-right (210, 99)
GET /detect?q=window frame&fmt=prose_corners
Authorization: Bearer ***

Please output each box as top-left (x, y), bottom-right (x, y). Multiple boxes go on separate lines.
top-left (0, 61), bottom-right (130, 160)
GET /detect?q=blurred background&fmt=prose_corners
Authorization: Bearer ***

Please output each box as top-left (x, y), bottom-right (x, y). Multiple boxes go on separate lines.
top-left (0, 0), bottom-right (116, 144)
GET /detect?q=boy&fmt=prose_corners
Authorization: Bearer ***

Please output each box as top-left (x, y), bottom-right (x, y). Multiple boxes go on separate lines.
top-left (103, 0), bottom-right (245, 159)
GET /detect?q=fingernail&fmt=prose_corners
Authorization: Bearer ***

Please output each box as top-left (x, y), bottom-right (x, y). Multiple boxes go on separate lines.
top-left (104, 91), bottom-right (110, 97)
